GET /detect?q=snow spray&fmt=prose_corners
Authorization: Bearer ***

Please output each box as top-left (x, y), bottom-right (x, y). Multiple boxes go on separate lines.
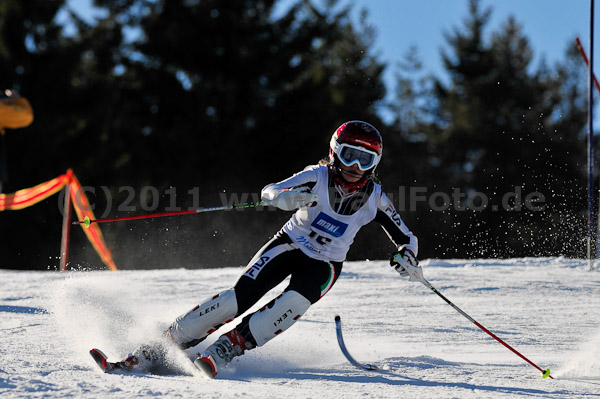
top-left (555, 328), bottom-right (600, 379)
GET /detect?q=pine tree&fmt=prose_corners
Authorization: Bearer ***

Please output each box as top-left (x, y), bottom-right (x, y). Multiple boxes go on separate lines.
top-left (0, 0), bottom-right (388, 269)
top-left (410, 0), bottom-right (588, 257)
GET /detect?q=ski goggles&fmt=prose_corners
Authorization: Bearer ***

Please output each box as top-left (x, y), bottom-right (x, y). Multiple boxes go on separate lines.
top-left (335, 142), bottom-right (381, 171)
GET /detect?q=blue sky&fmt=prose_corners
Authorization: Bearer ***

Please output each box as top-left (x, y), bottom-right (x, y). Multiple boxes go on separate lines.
top-left (68, 0), bottom-right (597, 76)
top-left (292, 0), bottom-right (599, 121)
top-left (68, 0), bottom-right (598, 118)
top-left (339, 1), bottom-right (595, 85)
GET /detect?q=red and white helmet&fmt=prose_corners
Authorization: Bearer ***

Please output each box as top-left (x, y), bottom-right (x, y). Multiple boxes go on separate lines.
top-left (328, 121), bottom-right (383, 190)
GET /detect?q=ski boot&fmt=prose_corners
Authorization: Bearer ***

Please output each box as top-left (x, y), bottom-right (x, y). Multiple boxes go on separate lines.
top-left (194, 329), bottom-right (253, 378)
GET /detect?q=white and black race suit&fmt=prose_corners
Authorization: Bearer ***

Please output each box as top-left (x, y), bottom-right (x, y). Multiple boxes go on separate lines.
top-left (231, 164), bottom-right (418, 346)
top-left (263, 164), bottom-right (417, 262)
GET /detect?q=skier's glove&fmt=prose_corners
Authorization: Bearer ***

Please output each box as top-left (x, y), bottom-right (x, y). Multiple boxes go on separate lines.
top-left (390, 247), bottom-right (422, 282)
top-left (267, 186), bottom-right (318, 211)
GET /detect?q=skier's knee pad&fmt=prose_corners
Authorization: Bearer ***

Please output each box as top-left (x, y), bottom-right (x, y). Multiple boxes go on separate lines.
top-left (248, 290), bottom-right (311, 347)
top-left (168, 288), bottom-right (238, 348)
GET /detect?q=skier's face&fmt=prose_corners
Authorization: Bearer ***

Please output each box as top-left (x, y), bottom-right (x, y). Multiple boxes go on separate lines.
top-left (339, 162), bottom-right (365, 183)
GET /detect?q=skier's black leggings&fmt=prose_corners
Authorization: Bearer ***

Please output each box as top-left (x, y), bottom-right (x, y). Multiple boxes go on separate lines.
top-left (233, 231), bottom-right (343, 315)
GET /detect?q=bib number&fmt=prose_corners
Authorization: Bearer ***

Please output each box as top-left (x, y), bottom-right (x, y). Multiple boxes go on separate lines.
top-left (309, 229), bottom-right (332, 246)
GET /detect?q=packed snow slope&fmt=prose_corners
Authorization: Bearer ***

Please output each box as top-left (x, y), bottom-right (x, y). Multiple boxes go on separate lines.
top-left (2, 258), bottom-right (600, 398)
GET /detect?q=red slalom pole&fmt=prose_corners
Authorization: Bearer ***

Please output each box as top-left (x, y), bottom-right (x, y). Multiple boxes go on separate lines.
top-left (72, 201), bottom-right (268, 228)
top-left (576, 37), bottom-right (600, 95)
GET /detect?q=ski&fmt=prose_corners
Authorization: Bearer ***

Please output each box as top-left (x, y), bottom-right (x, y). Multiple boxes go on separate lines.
top-left (89, 348), bottom-right (141, 374)
top-left (334, 315), bottom-right (379, 371)
top-left (90, 346), bottom-right (213, 378)
top-left (89, 348), bottom-right (121, 373)
top-left (193, 354), bottom-right (218, 379)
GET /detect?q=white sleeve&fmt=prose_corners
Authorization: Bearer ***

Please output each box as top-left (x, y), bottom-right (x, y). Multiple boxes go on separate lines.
top-left (261, 166), bottom-right (320, 201)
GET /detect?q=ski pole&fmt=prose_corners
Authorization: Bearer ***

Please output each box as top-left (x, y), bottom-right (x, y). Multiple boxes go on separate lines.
top-left (399, 261), bottom-right (553, 379)
top-left (72, 200), bottom-right (270, 228)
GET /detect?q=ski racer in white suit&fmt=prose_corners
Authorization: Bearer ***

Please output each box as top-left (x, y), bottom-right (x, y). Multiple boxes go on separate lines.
top-left (122, 121), bottom-right (419, 378)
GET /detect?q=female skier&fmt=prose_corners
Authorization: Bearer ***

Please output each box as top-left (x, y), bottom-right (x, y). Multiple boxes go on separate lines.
top-left (91, 120), bottom-right (419, 378)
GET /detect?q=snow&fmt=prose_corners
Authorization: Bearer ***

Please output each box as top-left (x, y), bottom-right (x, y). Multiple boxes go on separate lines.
top-left (2, 258), bottom-right (600, 398)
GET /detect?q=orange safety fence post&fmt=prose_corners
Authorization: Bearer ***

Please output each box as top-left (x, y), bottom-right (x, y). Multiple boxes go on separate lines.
top-left (59, 169), bottom-right (74, 271)
top-left (69, 174), bottom-right (118, 271)
top-left (0, 170), bottom-right (117, 271)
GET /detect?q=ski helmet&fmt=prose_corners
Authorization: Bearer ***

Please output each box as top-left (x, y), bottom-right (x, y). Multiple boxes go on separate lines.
top-left (328, 120), bottom-right (383, 190)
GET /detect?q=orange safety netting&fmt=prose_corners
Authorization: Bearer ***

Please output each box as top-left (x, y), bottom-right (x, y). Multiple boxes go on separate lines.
top-left (0, 169), bottom-right (118, 270)
top-left (0, 173), bottom-right (69, 211)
